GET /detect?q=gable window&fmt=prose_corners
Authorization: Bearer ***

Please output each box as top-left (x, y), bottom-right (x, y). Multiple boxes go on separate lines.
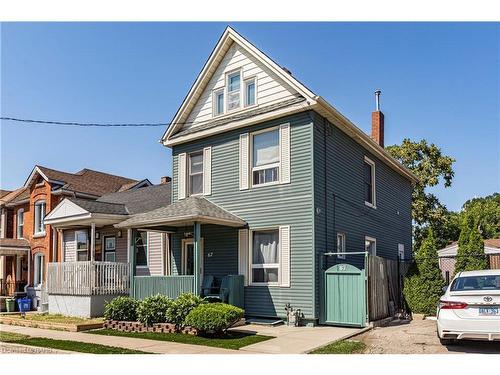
top-left (227, 71), bottom-right (241, 111)
top-left (365, 236), bottom-right (376, 256)
top-left (17, 209), bottom-right (24, 239)
top-left (34, 200), bottom-right (46, 235)
top-left (76, 230), bottom-right (88, 261)
top-left (251, 229), bottom-right (279, 284)
top-left (252, 128), bottom-right (280, 186)
top-left (364, 156), bottom-right (376, 207)
top-left (244, 78), bottom-right (256, 107)
top-left (135, 231), bottom-right (148, 267)
top-left (33, 253), bottom-right (45, 286)
top-left (337, 233), bottom-right (346, 259)
top-left (189, 151), bottom-right (204, 196)
top-left (213, 88), bottom-right (224, 116)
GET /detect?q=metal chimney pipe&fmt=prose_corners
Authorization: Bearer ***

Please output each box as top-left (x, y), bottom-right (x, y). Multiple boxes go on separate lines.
top-left (375, 90), bottom-right (381, 111)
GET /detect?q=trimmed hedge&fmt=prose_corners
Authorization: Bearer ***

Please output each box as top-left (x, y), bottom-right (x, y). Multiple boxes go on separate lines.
top-left (104, 296), bottom-right (139, 322)
top-left (166, 293), bottom-right (205, 327)
top-left (184, 303), bottom-right (244, 334)
top-left (136, 294), bottom-right (173, 326)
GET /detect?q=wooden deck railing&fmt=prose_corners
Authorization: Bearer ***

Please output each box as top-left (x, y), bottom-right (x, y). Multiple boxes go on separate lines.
top-left (47, 261), bottom-right (130, 296)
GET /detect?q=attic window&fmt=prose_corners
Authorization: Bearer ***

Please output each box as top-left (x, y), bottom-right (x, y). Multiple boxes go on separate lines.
top-left (227, 71), bottom-right (241, 111)
top-left (213, 88), bottom-right (224, 116)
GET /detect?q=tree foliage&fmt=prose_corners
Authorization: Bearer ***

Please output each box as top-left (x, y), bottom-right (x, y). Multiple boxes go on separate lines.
top-left (461, 193), bottom-right (500, 239)
top-left (455, 212), bottom-right (488, 272)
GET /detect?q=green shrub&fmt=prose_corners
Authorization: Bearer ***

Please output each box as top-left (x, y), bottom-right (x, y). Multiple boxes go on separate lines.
top-left (166, 293), bottom-right (205, 327)
top-left (104, 296), bottom-right (139, 322)
top-left (184, 303), bottom-right (244, 334)
top-left (136, 294), bottom-right (173, 326)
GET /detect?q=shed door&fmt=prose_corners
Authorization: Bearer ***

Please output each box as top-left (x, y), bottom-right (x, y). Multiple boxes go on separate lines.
top-left (323, 264), bottom-right (367, 327)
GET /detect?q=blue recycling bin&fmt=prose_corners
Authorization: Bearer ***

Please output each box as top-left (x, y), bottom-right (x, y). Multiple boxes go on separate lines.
top-left (17, 297), bottom-right (31, 312)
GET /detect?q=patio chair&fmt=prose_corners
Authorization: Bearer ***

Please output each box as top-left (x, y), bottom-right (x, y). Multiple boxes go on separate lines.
top-left (200, 275), bottom-right (215, 297)
top-left (204, 276), bottom-right (230, 303)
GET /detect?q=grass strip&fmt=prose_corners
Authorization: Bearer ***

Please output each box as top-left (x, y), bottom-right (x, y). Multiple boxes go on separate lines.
top-left (88, 328), bottom-right (273, 350)
top-left (309, 340), bottom-right (366, 354)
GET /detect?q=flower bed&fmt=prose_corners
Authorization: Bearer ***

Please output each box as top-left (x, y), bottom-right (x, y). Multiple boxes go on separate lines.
top-left (103, 319), bottom-right (198, 335)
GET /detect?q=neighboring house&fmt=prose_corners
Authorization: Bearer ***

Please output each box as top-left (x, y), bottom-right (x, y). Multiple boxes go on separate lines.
top-left (0, 165), bottom-right (150, 301)
top-left (438, 239), bottom-right (500, 283)
top-left (111, 27), bottom-right (416, 326)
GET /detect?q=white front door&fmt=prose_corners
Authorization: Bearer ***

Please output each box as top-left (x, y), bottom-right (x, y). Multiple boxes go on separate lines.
top-left (181, 239), bottom-right (204, 281)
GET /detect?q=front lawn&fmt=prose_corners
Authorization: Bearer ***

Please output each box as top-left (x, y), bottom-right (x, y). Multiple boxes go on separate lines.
top-left (0, 331), bottom-right (146, 354)
top-left (89, 328), bottom-right (273, 350)
top-left (21, 314), bottom-right (103, 325)
top-left (309, 340), bottom-right (366, 354)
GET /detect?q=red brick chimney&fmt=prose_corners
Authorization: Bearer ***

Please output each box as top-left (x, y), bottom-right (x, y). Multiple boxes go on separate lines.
top-left (160, 176), bottom-right (171, 184)
top-left (371, 90), bottom-right (384, 147)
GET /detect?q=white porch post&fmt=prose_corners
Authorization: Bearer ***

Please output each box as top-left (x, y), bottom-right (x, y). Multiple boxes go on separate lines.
top-left (193, 221), bottom-right (201, 295)
top-left (127, 228), bottom-right (135, 297)
top-left (58, 229), bottom-right (64, 262)
top-left (27, 249), bottom-right (31, 286)
top-left (52, 228), bottom-right (57, 262)
top-left (90, 223), bottom-right (96, 261)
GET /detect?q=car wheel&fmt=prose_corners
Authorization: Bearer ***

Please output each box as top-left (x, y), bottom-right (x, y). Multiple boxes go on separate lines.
top-left (439, 337), bottom-right (457, 346)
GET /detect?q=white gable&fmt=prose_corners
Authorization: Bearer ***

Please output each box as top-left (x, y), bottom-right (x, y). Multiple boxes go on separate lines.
top-left (44, 199), bottom-right (89, 222)
top-left (181, 42), bottom-right (299, 132)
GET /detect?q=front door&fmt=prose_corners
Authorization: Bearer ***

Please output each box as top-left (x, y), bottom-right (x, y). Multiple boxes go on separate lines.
top-left (182, 239), bottom-right (203, 281)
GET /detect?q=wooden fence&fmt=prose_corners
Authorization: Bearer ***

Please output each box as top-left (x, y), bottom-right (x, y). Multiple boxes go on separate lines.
top-left (47, 261), bottom-right (130, 296)
top-left (133, 276), bottom-right (195, 300)
top-left (368, 255), bottom-right (400, 321)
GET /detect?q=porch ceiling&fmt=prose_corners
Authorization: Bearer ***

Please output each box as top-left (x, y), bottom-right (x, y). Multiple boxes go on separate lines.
top-left (115, 196), bottom-right (246, 229)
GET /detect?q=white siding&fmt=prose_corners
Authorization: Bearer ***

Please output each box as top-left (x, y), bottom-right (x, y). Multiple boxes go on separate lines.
top-left (63, 231), bottom-right (76, 262)
top-left (148, 231), bottom-right (164, 276)
top-left (182, 43), bottom-right (298, 131)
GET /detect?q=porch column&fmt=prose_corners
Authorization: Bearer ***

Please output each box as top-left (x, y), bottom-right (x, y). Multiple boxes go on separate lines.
top-left (90, 222), bottom-right (96, 261)
top-left (52, 228), bottom-right (57, 262)
top-left (193, 221), bottom-right (201, 295)
top-left (127, 228), bottom-right (136, 297)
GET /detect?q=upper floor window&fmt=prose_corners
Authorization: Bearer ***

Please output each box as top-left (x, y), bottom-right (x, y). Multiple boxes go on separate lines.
top-left (34, 200), bottom-right (46, 235)
top-left (252, 128), bottom-right (280, 186)
top-left (244, 78), bottom-right (256, 107)
top-left (227, 71), bottom-right (241, 111)
top-left (17, 209), bottom-right (24, 239)
top-left (213, 88), bottom-right (224, 116)
top-left (364, 156), bottom-right (376, 208)
top-left (189, 151), bottom-right (204, 196)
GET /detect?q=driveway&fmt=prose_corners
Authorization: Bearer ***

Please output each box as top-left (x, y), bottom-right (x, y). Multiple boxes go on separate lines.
top-left (356, 318), bottom-right (500, 354)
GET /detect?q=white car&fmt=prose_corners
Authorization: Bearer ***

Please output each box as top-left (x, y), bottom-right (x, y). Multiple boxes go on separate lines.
top-left (437, 269), bottom-right (500, 345)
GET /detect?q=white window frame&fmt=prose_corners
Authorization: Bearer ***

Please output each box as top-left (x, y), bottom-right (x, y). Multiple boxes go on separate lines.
top-left (104, 236), bottom-right (116, 262)
top-left (244, 76), bottom-right (257, 108)
top-left (17, 208), bottom-right (24, 239)
top-left (250, 127), bottom-right (281, 188)
top-left (249, 227), bottom-right (280, 286)
top-left (181, 238), bottom-right (204, 277)
top-left (33, 253), bottom-right (44, 287)
top-left (337, 233), bottom-right (346, 259)
top-left (188, 150), bottom-right (204, 196)
top-left (364, 156), bottom-right (376, 208)
top-left (365, 236), bottom-right (377, 256)
top-left (212, 87), bottom-right (225, 117)
top-left (135, 231), bottom-right (149, 268)
top-left (75, 229), bottom-right (89, 261)
top-left (398, 243), bottom-right (405, 260)
top-left (33, 200), bottom-right (46, 236)
top-left (225, 69), bottom-right (242, 112)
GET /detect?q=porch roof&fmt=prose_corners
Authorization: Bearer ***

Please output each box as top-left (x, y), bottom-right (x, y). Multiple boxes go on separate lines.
top-left (0, 238), bottom-right (30, 256)
top-left (115, 196), bottom-right (246, 229)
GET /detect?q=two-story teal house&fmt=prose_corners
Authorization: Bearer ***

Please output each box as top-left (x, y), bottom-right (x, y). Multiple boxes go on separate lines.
top-left (115, 27), bottom-right (417, 326)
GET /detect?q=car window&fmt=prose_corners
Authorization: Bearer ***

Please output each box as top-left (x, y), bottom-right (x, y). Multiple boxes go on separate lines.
top-left (450, 275), bottom-right (500, 291)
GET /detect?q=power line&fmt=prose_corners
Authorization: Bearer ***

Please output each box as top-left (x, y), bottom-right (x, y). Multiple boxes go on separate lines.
top-left (0, 117), bottom-right (169, 127)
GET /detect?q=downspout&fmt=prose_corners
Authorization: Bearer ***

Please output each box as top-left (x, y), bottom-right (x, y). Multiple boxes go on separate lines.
top-left (323, 117), bottom-right (329, 259)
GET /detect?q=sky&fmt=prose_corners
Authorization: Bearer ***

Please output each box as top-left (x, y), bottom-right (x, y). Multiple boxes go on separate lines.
top-left (1, 22), bottom-right (498, 211)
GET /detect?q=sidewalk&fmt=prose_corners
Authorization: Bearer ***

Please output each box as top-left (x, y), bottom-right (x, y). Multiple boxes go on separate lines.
top-left (0, 324), bottom-right (238, 354)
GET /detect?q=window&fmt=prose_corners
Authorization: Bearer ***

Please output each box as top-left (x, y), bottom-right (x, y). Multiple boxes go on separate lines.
top-left (104, 236), bottom-right (116, 262)
top-left (337, 233), bottom-right (346, 259)
top-left (252, 128), bottom-right (280, 186)
top-left (450, 275), bottom-right (500, 291)
top-left (188, 152), bottom-right (204, 196)
top-left (365, 236), bottom-right (377, 256)
top-left (34, 200), bottom-right (46, 235)
top-left (135, 231), bottom-right (148, 267)
top-left (251, 229), bottom-right (279, 284)
top-left (398, 243), bottom-right (405, 260)
top-left (76, 230), bottom-right (88, 261)
top-left (244, 78), bottom-right (256, 107)
top-left (213, 88), bottom-right (224, 116)
top-left (17, 209), bottom-right (24, 239)
top-left (33, 253), bottom-right (45, 286)
top-left (364, 157), bottom-right (376, 207)
top-left (227, 71), bottom-right (241, 111)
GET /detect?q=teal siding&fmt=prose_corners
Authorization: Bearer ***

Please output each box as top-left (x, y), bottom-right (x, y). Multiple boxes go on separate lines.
top-left (313, 112), bottom-right (413, 319)
top-left (172, 112), bottom-right (315, 319)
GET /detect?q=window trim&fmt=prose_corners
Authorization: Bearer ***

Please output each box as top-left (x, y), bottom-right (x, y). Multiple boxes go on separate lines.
top-left (243, 76), bottom-right (257, 108)
top-left (225, 69), bottom-right (242, 113)
top-left (135, 231), bottom-right (149, 268)
top-left (17, 208), bottom-right (24, 239)
top-left (181, 238), bottom-right (204, 276)
top-left (104, 236), bottom-right (116, 262)
top-left (364, 156), bottom-right (377, 208)
top-left (33, 253), bottom-right (45, 287)
top-left (33, 200), bottom-right (46, 236)
top-left (398, 243), bottom-right (405, 260)
top-left (337, 233), bottom-right (346, 259)
top-left (75, 229), bottom-right (89, 261)
top-left (188, 150), bottom-right (204, 196)
top-left (250, 126), bottom-right (281, 188)
top-left (249, 227), bottom-right (280, 286)
top-left (365, 236), bottom-right (377, 256)
top-left (212, 87), bottom-right (225, 117)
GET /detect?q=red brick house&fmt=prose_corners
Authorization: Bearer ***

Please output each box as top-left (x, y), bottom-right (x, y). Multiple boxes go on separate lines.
top-left (0, 165), bottom-right (150, 299)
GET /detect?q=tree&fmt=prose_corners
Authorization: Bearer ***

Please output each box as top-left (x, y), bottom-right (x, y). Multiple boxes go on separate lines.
top-left (403, 229), bottom-right (445, 315)
top-left (386, 139), bottom-right (455, 248)
top-left (455, 213), bottom-right (488, 272)
top-left (461, 193), bottom-right (500, 239)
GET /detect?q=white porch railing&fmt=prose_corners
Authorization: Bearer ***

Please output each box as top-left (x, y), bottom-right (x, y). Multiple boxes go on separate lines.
top-left (47, 261), bottom-right (130, 296)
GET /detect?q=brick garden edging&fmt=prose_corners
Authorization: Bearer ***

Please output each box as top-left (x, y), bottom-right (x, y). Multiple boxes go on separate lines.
top-left (103, 320), bottom-right (199, 335)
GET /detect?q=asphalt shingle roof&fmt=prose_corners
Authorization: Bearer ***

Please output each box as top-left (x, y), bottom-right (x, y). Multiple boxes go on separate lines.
top-left (68, 197), bottom-right (129, 215)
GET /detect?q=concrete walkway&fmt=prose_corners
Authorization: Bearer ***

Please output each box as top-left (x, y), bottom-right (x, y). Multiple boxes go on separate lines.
top-left (230, 324), bottom-right (366, 354)
top-left (0, 324), bottom-right (237, 354)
